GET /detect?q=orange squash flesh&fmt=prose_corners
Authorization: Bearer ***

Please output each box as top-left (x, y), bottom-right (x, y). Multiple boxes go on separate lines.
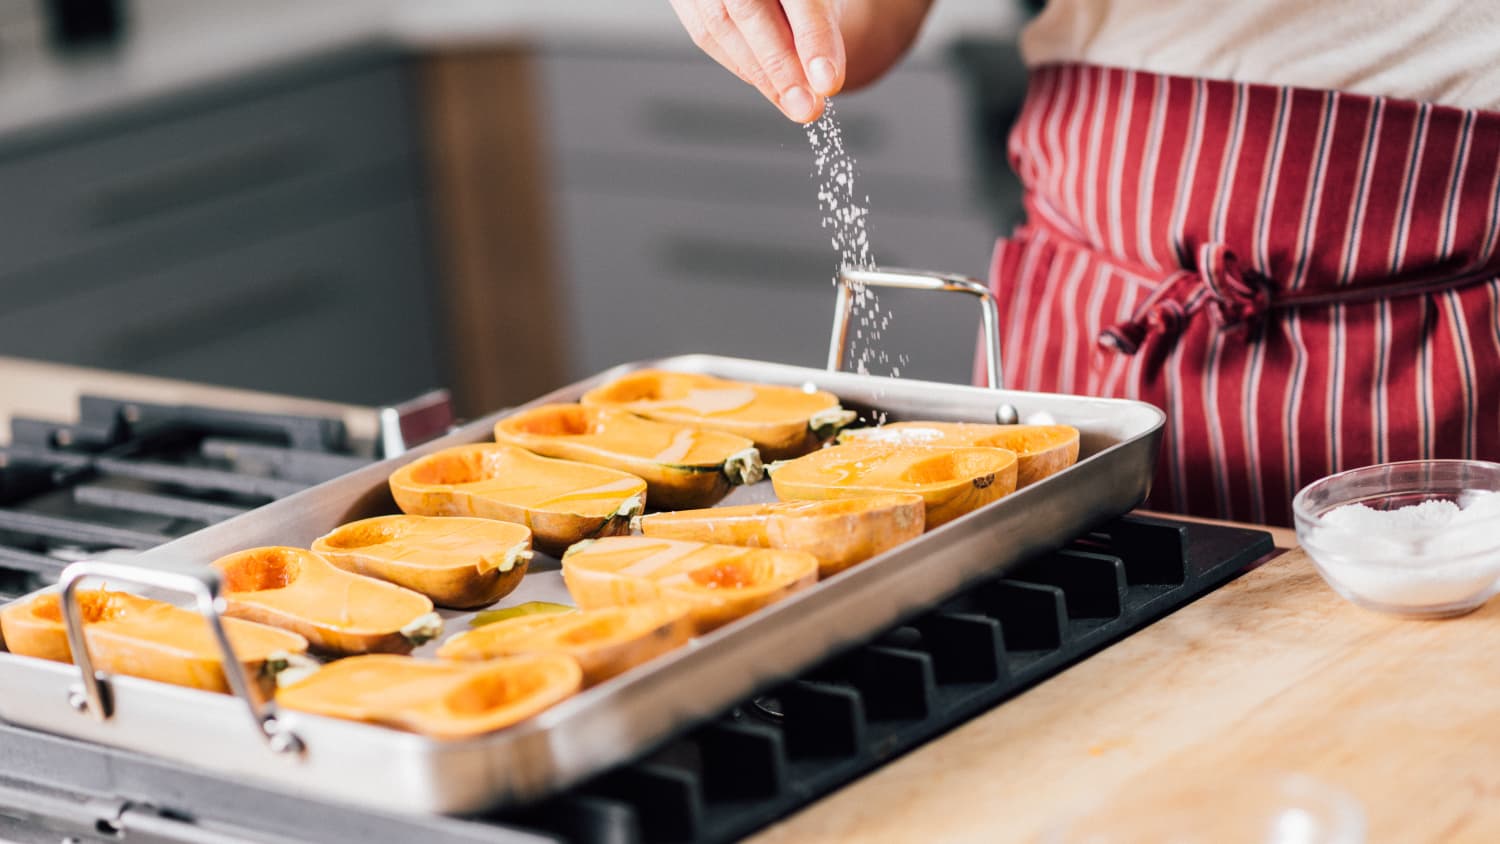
top-left (213, 547), bottom-right (439, 655)
top-left (311, 515), bottom-right (532, 609)
top-left (437, 601), bottom-right (694, 686)
top-left (0, 588), bottom-right (308, 698)
top-left (769, 442), bottom-right (1019, 529)
top-left (579, 370), bottom-right (856, 460)
top-left (494, 404), bottom-right (763, 509)
top-left (839, 422), bottom-right (1081, 487)
top-left (561, 536), bottom-right (818, 632)
top-left (275, 653), bottom-right (582, 739)
top-left (388, 444), bottom-right (647, 556)
top-left (636, 494), bottom-right (926, 577)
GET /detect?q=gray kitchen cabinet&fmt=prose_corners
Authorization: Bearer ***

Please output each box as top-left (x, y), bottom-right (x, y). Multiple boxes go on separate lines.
top-left (540, 45), bottom-right (999, 384)
top-left (0, 47), bottom-right (445, 406)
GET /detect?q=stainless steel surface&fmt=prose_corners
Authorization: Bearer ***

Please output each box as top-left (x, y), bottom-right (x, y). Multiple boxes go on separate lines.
top-left (377, 388), bottom-right (455, 458)
top-left (0, 354), bottom-right (1163, 815)
top-left (57, 562), bottom-right (304, 756)
top-left (827, 266), bottom-right (1003, 390)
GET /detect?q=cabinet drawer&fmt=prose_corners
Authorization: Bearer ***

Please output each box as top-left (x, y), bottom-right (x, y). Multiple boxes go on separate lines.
top-left (0, 60), bottom-right (414, 280)
top-left (0, 201), bottom-right (442, 405)
top-left (540, 48), bottom-right (972, 188)
top-left (555, 191), bottom-right (996, 384)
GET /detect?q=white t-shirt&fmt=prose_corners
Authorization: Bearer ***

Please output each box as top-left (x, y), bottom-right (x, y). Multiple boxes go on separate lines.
top-left (1021, 0), bottom-right (1500, 111)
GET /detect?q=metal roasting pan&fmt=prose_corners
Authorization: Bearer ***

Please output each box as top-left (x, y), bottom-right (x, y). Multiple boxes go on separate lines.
top-left (0, 269), bottom-right (1165, 815)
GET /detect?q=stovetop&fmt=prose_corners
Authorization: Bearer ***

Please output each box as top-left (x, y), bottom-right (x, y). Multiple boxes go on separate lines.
top-left (0, 514), bottom-right (1275, 844)
top-left (0, 395), bottom-right (377, 596)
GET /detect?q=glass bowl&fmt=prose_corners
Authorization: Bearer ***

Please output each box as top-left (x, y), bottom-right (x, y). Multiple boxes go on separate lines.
top-left (1293, 460), bottom-right (1500, 618)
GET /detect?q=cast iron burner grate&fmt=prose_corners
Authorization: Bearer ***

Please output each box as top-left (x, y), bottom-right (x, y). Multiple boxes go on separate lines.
top-left (0, 396), bottom-right (371, 593)
top-left (0, 515), bottom-right (1274, 844)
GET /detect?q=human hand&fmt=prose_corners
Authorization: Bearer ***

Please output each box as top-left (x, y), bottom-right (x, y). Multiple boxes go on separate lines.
top-left (668, 0), bottom-right (845, 123)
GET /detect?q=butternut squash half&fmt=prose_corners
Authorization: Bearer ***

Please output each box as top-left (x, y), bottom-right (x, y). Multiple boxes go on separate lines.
top-left (839, 422), bottom-right (1080, 487)
top-left (311, 515), bottom-right (532, 609)
top-left (561, 536), bottom-right (818, 632)
top-left (769, 442), bottom-right (1018, 529)
top-left (276, 653), bottom-right (582, 739)
top-left (388, 444), bottom-right (647, 556)
top-left (494, 404), bottom-right (763, 510)
top-left (438, 601), bottom-right (693, 686)
top-left (636, 493), bottom-right (926, 577)
top-left (213, 547), bottom-right (440, 655)
top-left (0, 588), bottom-right (308, 698)
top-left (579, 370), bottom-right (856, 460)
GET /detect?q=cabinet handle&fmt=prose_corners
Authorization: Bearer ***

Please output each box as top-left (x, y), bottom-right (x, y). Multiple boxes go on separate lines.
top-left (106, 274), bottom-right (338, 366)
top-left (85, 137), bottom-right (314, 229)
top-left (657, 234), bottom-right (903, 286)
top-left (641, 99), bottom-right (885, 153)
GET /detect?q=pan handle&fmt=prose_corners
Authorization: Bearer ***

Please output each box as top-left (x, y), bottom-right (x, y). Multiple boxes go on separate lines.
top-left (57, 561), bottom-right (304, 755)
top-left (826, 266), bottom-right (1005, 390)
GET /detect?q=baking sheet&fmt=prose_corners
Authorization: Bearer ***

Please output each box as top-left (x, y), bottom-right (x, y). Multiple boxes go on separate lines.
top-left (0, 355), bottom-right (1164, 814)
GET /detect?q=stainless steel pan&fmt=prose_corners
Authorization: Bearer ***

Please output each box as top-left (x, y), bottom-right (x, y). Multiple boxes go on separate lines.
top-left (0, 269), bottom-right (1164, 814)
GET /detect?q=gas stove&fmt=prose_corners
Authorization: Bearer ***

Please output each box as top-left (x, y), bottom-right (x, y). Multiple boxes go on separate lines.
top-left (0, 357), bottom-right (452, 599)
top-left (0, 356), bottom-right (1278, 844)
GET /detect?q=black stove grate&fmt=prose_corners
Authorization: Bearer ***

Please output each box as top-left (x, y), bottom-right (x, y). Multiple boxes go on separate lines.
top-left (0, 396), bottom-right (373, 593)
top-left (0, 515), bottom-right (1275, 844)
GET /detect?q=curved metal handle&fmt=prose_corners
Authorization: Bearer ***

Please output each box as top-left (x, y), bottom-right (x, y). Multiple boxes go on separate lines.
top-left (57, 561), bottom-right (304, 755)
top-left (827, 266), bottom-right (1005, 390)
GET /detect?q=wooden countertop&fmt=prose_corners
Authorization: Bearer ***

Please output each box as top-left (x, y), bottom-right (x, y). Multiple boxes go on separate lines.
top-left (749, 532), bottom-right (1498, 843)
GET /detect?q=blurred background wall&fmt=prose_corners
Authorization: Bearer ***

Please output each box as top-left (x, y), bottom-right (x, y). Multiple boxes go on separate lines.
top-left (0, 0), bottom-right (1030, 417)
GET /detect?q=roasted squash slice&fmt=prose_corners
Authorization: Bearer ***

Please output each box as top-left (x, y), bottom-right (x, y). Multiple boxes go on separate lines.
top-left (276, 653), bottom-right (582, 739)
top-left (494, 404), bottom-right (763, 509)
top-left (388, 444), bottom-right (647, 556)
top-left (769, 442), bottom-right (1018, 529)
top-left (311, 515), bottom-right (532, 609)
top-left (438, 601), bottom-right (693, 686)
top-left (579, 370), bottom-right (856, 460)
top-left (0, 588), bottom-right (308, 698)
top-left (561, 536), bottom-right (818, 632)
top-left (839, 422), bottom-right (1080, 487)
top-left (636, 493), bottom-right (925, 577)
top-left (213, 547), bottom-right (440, 655)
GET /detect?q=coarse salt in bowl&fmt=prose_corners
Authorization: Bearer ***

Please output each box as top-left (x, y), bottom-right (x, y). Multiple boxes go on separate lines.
top-left (1293, 460), bottom-right (1500, 618)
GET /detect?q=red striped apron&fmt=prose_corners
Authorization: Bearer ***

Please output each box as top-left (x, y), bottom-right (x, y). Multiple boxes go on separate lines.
top-left (990, 63), bottom-right (1500, 526)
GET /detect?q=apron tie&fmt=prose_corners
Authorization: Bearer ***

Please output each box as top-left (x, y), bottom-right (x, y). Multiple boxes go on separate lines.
top-left (1099, 242), bottom-right (1273, 354)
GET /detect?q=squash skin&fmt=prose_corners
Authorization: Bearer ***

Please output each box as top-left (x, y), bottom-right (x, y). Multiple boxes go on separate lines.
top-left (561, 536), bottom-right (818, 632)
top-left (839, 422), bottom-right (1081, 487)
top-left (769, 442), bottom-right (1019, 529)
top-left (494, 404), bottom-right (763, 510)
top-left (213, 547), bottom-right (438, 656)
top-left (437, 602), bottom-right (693, 686)
top-left (579, 370), bottom-right (855, 460)
top-left (312, 515), bottom-right (532, 609)
top-left (0, 588), bottom-right (308, 699)
top-left (636, 493), bottom-right (926, 577)
top-left (388, 444), bottom-right (647, 556)
top-left (276, 653), bottom-right (582, 739)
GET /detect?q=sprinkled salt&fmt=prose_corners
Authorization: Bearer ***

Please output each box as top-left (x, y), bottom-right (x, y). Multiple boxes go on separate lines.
top-left (806, 100), bottom-right (902, 379)
top-left (1308, 491), bottom-right (1500, 610)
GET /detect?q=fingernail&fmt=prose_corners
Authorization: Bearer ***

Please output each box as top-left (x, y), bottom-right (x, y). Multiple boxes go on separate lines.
top-left (780, 86), bottom-right (816, 122)
top-left (808, 58), bottom-right (838, 94)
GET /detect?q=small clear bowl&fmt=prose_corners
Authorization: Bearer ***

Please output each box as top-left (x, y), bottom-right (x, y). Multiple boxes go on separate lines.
top-left (1293, 460), bottom-right (1500, 618)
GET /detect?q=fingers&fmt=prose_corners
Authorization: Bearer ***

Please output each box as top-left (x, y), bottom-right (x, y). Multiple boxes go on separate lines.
top-left (671, 0), bottom-right (845, 123)
top-left (782, 0), bottom-right (845, 96)
top-left (720, 0), bottom-right (822, 122)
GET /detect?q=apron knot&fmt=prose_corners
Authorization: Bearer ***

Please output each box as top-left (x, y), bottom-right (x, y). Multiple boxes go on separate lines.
top-left (1098, 242), bottom-right (1274, 355)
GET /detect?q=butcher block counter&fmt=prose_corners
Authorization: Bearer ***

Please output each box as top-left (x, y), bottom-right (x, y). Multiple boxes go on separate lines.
top-left (750, 523), bottom-right (1498, 843)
